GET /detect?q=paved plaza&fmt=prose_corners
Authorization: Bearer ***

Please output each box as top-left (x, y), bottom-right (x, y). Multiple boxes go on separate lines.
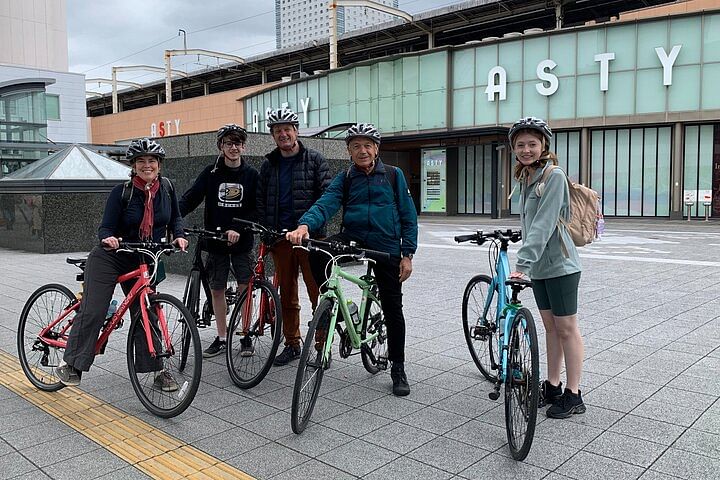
top-left (1, 217), bottom-right (719, 479)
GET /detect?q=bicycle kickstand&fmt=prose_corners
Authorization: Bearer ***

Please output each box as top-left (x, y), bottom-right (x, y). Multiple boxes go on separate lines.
top-left (488, 380), bottom-right (501, 400)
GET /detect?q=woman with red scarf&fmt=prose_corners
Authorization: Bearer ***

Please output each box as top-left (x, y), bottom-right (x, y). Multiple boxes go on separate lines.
top-left (57, 138), bottom-right (188, 389)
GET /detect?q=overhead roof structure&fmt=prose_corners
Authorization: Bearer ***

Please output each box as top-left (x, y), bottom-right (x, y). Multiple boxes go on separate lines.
top-left (87, 0), bottom-right (677, 117)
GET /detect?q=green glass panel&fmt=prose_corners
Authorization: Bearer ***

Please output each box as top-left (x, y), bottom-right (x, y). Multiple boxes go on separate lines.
top-left (296, 81), bottom-right (308, 103)
top-left (576, 75), bottom-right (603, 118)
top-left (603, 130), bottom-right (617, 216)
top-left (668, 65), bottom-right (700, 112)
top-left (356, 100), bottom-right (371, 123)
top-left (498, 41), bottom-right (522, 81)
top-left (269, 90), bottom-right (279, 110)
top-left (466, 147), bottom-right (475, 213)
top-left (394, 59), bottom-right (404, 97)
top-left (457, 147), bottom-right (466, 213)
top-left (346, 69), bottom-right (357, 104)
top-left (635, 69), bottom-right (666, 114)
top-left (393, 95), bottom-right (403, 133)
top-left (45, 95), bottom-right (60, 121)
top-left (702, 13), bottom-right (720, 63)
top-left (308, 109), bottom-right (319, 128)
top-left (453, 48), bottom-right (475, 89)
top-left (701, 63), bottom-right (720, 110)
top-left (523, 37), bottom-right (549, 81)
top-left (590, 130), bottom-right (604, 194)
top-left (378, 62), bottom-right (395, 97)
top-left (656, 127), bottom-right (671, 216)
top-left (616, 129), bottom-right (630, 215)
top-left (474, 86), bottom-right (496, 126)
top-left (555, 132), bottom-right (568, 172)
top-left (629, 129), bottom-right (644, 216)
top-left (319, 77), bottom-right (328, 109)
top-left (698, 125), bottom-right (714, 216)
top-left (286, 85), bottom-right (297, 112)
top-left (637, 21), bottom-right (668, 69)
top-left (306, 78), bottom-right (318, 105)
top-left (320, 108), bottom-right (328, 127)
top-left (474, 147), bottom-right (484, 213)
top-left (475, 45), bottom-right (498, 88)
top-left (670, 17), bottom-right (701, 65)
top-left (420, 51), bottom-right (447, 91)
top-left (548, 76), bottom-right (575, 120)
top-left (606, 24), bottom-right (637, 71)
top-left (548, 33), bottom-right (576, 77)
top-left (329, 102), bottom-right (349, 125)
top-left (483, 145), bottom-right (492, 213)
top-left (329, 72), bottom-right (347, 107)
top-left (370, 64), bottom-right (379, 100)
top-left (568, 131), bottom-right (580, 183)
top-left (452, 88), bottom-right (474, 127)
top-left (402, 94), bottom-right (419, 130)
top-left (522, 81), bottom-right (547, 120)
top-left (498, 83), bottom-right (522, 124)
top-left (378, 96), bottom-right (394, 131)
top-left (606, 71), bottom-right (635, 116)
top-left (419, 90), bottom-right (446, 129)
top-left (577, 29), bottom-right (606, 75)
top-left (402, 57), bottom-right (418, 94)
top-left (684, 126), bottom-right (699, 215)
top-left (643, 128), bottom-right (657, 216)
top-left (356, 66), bottom-right (371, 99)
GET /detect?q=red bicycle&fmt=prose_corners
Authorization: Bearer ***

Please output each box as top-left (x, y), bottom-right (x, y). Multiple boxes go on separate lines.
top-left (16, 242), bottom-right (202, 418)
top-left (225, 218), bottom-right (283, 389)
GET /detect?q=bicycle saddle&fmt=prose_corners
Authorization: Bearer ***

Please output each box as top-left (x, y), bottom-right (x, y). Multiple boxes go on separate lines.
top-left (66, 257), bottom-right (87, 268)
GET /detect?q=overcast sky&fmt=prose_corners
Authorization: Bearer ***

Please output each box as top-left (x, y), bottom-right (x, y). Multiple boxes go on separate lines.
top-left (69, 0), bottom-right (462, 92)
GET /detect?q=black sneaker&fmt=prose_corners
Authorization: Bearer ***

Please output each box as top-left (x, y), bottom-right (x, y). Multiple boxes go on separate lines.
top-left (203, 336), bottom-right (226, 358)
top-left (273, 345), bottom-right (301, 366)
top-left (57, 363), bottom-right (81, 386)
top-left (539, 380), bottom-right (563, 407)
top-left (239, 336), bottom-right (254, 357)
top-left (391, 363), bottom-right (410, 396)
top-left (153, 370), bottom-right (179, 392)
top-left (547, 388), bottom-right (586, 419)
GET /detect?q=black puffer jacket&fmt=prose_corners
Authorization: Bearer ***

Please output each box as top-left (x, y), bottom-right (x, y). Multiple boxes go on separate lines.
top-left (257, 141), bottom-right (331, 236)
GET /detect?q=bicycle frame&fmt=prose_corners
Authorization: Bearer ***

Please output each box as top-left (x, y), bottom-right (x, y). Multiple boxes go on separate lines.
top-left (238, 237), bottom-right (280, 335)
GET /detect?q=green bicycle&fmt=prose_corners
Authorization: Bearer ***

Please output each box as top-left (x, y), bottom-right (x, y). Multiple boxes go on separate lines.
top-left (290, 238), bottom-right (391, 434)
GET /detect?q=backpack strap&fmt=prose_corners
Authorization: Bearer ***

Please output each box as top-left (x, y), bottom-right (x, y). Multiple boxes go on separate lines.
top-left (534, 164), bottom-right (572, 258)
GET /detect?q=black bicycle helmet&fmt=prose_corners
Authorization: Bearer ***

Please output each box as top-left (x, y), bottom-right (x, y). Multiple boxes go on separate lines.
top-left (216, 124), bottom-right (248, 148)
top-left (126, 138), bottom-right (165, 161)
top-left (345, 123), bottom-right (381, 145)
top-left (508, 117), bottom-right (552, 145)
top-left (266, 107), bottom-right (299, 129)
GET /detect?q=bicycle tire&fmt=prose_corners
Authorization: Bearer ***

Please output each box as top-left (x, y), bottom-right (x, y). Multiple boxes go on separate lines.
top-left (291, 297), bottom-right (333, 434)
top-left (226, 279), bottom-right (283, 389)
top-left (462, 274), bottom-right (502, 382)
top-left (360, 292), bottom-right (388, 374)
top-left (504, 307), bottom-right (539, 461)
top-left (127, 293), bottom-right (202, 418)
top-left (17, 284), bottom-right (76, 391)
top-left (181, 270), bottom-right (201, 370)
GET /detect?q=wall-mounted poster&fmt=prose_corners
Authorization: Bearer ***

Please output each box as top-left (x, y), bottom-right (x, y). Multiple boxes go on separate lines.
top-left (421, 149), bottom-right (446, 213)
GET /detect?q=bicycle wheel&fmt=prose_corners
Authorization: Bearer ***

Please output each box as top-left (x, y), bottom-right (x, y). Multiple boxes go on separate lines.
top-left (462, 274), bottom-right (502, 381)
top-left (227, 279), bottom-right (283, 389)
top-left (361, 293), bottom-right (388, 374)
top-left (504, 307), bottom-right (539, 461)
top-left (17, 284), bottom-right (77, 391)
top-left (180, 270), bottom-right (201, 370)
top-left (291, 298), bottom-right (333, 434)
top-left (127, 293), bottom-right (202, 418)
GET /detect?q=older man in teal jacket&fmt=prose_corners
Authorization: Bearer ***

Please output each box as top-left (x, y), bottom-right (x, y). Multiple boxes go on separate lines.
top-left (286, 123), bottom-right (418, 396)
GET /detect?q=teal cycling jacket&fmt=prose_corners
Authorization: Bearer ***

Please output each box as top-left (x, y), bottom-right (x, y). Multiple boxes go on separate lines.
top-left (299, 159), bottom-right (418, 258)
top-left (516, 163), bottom-right (582, 280)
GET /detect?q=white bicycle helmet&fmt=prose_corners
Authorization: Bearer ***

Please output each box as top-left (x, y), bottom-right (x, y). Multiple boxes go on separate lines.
top-left (345, 123), bottom-right (381, 145)
top-left (266, 107), bottom-right (299, 128)
top-left (126, 138), bottom-right (165, 161)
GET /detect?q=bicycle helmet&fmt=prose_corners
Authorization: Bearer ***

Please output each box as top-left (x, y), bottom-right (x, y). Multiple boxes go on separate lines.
top-left (345, 123), bottom-right (381, 145)
top-left (508, 117), bottom-right (552, 146)
top-left (266, 107), bottom-right (299, 129)
top-left (126, 138), bottom-right (165, 162)
top-left (216, 124), bottom-right (248, 148)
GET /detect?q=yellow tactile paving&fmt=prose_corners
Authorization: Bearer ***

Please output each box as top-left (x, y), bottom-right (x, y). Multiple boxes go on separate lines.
top-left (0, 350), bottom-right (254, 479)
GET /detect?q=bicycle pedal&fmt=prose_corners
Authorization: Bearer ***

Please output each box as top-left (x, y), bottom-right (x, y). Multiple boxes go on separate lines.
top-left (377, 356), bottom-right (388, 370)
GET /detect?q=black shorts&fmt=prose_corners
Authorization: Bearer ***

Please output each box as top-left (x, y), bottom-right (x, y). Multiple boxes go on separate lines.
top-left (206, 252), bottom-right (251, 290)
top-left (532, 272), bottom-right (581, 317)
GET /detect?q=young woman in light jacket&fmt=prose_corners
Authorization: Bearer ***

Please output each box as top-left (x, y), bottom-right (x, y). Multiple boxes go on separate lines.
top-left (508, 117), bottom-right (585, 419)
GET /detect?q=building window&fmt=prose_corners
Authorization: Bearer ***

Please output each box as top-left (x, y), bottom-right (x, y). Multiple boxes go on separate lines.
top-left (46, 94), bottom-right (60, 121)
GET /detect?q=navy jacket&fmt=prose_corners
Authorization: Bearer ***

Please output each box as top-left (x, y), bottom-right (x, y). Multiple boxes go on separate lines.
top-left (98, 178), bottom-right (184, 243)
top-left (299, 159), bottom-right (418, 258)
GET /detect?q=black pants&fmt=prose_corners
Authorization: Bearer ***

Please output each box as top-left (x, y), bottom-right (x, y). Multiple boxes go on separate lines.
top-left (64, 246), bottom-right (162, 373)
top-left (308, 233), bottom-right (407, 363)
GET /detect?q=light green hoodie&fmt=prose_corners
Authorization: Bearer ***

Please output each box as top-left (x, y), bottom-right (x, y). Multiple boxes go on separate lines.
top-left (515, 163), bottom-right (582, 280)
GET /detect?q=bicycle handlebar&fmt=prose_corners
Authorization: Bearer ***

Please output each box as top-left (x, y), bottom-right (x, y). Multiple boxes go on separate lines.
top-left (231, 218), bottom-right (285, 243)
top-left (301, 238), bottom-right (392, 263)
top-left (116, 241), bottom-right (177, 252)
top-left (183, 227), bottom-right (228, 241)
top-left (454, 229), bottom-right (522, 245)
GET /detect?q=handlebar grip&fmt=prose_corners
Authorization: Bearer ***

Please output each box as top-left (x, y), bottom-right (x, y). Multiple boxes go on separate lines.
top-left (232, 217), bottom-right (258, 229)
top-left (455, 234), bottom-right (477, 243)
top-left (363, 249), bottom-right (392, 263)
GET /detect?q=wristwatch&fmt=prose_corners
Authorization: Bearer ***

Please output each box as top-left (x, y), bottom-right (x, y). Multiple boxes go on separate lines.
top-left (403, 253), bottom-right (414, 260)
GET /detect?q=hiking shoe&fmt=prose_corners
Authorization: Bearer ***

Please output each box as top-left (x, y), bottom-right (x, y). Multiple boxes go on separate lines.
top-left (239, 336), bottom-right (254, 357)
top-left (539, 380), bottom-right (563, 407)
top-left (390, 363), bottom-right (410, 396)
top-left (273, 345), bottom-right (301, 366)
top-left (57, 363), bottom-right (81, 386)
top-left (153, 370), bottom-right (179, 392)
top-left (547, 388), bottom-right (586, 419)
top-left (203, 336), bottom-right (226, 358)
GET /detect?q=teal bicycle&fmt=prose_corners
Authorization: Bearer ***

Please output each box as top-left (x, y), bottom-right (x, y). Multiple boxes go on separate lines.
top-left (455, 229), bottom-right (539, 461)
top-left (291, 238), bottom-right (390, 434)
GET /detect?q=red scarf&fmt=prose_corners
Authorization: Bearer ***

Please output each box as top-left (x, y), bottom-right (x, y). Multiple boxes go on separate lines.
top-left (132, 176), bottom-right (160, 240)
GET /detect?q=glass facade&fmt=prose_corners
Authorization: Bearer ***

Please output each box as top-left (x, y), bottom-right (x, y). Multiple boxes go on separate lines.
top-left (457, 144), bottom-right (494, 215)
top-left (0, 88), bottom-right (48, 176)
top-left (683, 124), bottom-right (715, 217)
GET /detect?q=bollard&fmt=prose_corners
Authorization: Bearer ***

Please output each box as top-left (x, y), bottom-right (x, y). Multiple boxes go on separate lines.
top-left (704, 202), bottom-right (711, 222)
top-left (685, 202), bottom-right (694, 221)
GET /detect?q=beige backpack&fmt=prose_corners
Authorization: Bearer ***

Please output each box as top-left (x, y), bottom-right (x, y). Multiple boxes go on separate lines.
top-left (536, 165), bottom-right (601, 247)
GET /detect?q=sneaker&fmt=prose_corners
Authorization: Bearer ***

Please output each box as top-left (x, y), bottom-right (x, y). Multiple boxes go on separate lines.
top-left (56, 363), bottom-right (81, 386)
top-left (390, 362), bottom-right (410, 396)
top-left (539, 380), bottom-right (563, 407)
top-left (153, 370), bottom-right (179, 392)
top-left (203, 336), bottom-right (226, 358)
top-left (239, 337), bottom-right (254, 357)
top-left (547, 388), bottom-right (586, 419)
top-left (273, 345), bottom-right (301, 366)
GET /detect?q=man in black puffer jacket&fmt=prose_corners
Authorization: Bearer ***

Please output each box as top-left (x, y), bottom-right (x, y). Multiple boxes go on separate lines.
top-left (257, 107), bottom-right (331, 366)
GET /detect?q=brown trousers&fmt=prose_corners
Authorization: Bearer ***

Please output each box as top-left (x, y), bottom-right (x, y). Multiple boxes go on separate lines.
top-left (271, 239), bottom-right (320, 347)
